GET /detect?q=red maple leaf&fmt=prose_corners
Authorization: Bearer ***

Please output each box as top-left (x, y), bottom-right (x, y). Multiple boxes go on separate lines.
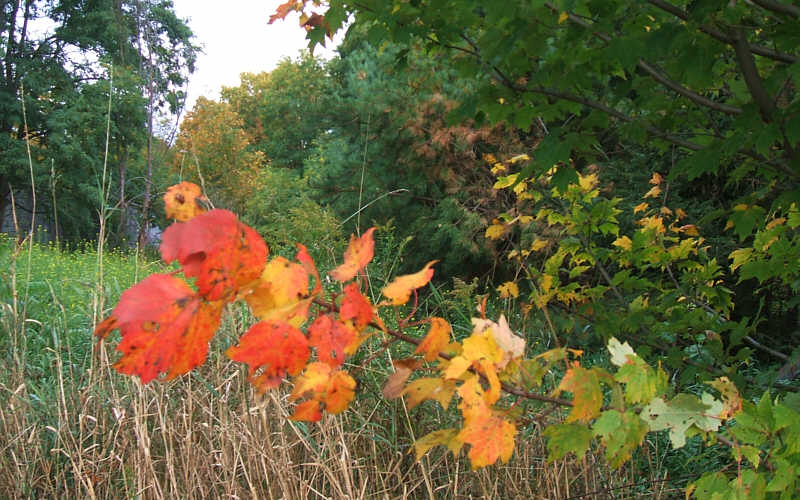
top-left (226, 320), bottom-right (310, 391)
top-left (339, 282), bottom-right (373, 331)
top-left (160, 209), bottom-right (268, 301)
top-left (308, 314), bottom-right (356, 367)
top-left (94, 274), bottom-right (223, 383)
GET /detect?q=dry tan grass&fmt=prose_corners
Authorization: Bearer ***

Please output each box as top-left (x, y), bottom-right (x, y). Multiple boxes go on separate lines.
top-left (0, 329), bottom-right (683, 500)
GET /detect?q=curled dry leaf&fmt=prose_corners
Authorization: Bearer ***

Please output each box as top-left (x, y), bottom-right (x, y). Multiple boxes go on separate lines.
top-left (94, 274), bottom-right (223, 383)
top-left (382, 358), bottom-right (422, 399)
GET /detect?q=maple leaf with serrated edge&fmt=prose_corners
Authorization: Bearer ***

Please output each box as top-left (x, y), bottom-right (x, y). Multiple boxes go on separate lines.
top-left (382, 260), bottom-right (437, 305)
top-left (708, 377), bottom-right (742, 419)
top-left (339, 283), bottom-right (372, 331)
top-left (95, 274), bottom-right (224, 383)
top-left (403, 378), bottom-right (458, 410)
top-left (457, 377), bottom-right (516, 468)
top-left (163, 182), bottom-right (209, 221)
top-left (414, 429), bottom-right (463, 460)
top-left (290, 362), bottom-right (356, 420)
top-left (415, 317), bottom-right (451, 361)
top-left (553, 362), bottom-right (604, 423)
top-left (614, 358), bottom-right (668, 404)
top-left (245, 256), bottom-right (310, 327)
top-left (308, 314), bottom-right (357, 367)
top-left (330, 227), bottom-right (376, 282)
top-left (641, 394), bottom-right (722, 448)
top-left (592, 410), bottom-right (648, 468)
top-left (226, 320), bottom-right (310, 392)
top-left (543, 422), bottom-right (593, 462)
top-left (160, 209), bottom-right (267, 302)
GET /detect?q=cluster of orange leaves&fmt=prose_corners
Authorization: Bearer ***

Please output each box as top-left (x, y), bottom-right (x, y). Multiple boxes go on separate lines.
top-left (95, 182), bottom-right (526, 468)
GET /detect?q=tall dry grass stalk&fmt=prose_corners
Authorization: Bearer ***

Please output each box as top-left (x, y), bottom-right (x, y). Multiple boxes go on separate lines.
top-left (0, 323), bottom-right (683, 499)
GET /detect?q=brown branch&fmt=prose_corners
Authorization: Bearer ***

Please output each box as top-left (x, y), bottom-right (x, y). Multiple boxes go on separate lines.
top-left (751, 0), bottom-right (800, 19)
top-left (637, 60), bottom-right (743, 115)
top-left (731, 26), bottom-right (776, 122)
top-left (646, 0), bottom-right (798, 64)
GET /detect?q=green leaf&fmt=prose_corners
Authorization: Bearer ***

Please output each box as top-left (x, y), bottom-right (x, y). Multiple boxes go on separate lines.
top-left (592, 410), bottom-right (648, 468)
top-left (640, 394), bottom-right (722, 448)
top-left (544, 423), bottom-right (593, 462)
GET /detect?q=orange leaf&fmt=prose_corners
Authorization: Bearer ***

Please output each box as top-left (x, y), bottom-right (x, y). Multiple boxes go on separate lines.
top-left (308, 314), bottom-right (356, 367)
top-left (226, 321), bottom-right (310, 392)
top-left (325, 369), bottom-right (357, 414)
top-left (296, 243), bottom-right (321, 294)
top-left (459, 410), bottom-right (516, 468)
top-left (633, 202), bottom-right (648, 214)
top-left (160, 209), bottom-right (268, 301)
top-left (339, 283), bottom-right (373, 331)
top-left (330, 227), bottom-right (376, 282)
top-left (649, 172), bottom-right (663, 185)
top-left (245, 256), bottom-right (311, 327)
top-left (415, 317), bottom-right (451, 361)
top-left (163, 182), bottom-right (209, 221)
top-left (290, 362), bottom-right (356, 418)
top-left (553, 362), bottom-right (603, 423)
top-left (643, 185), bottom-right (661, 199)
top-left (94, 274), bottom-right (223, 383)
top-left (382, 260), bottom-right (437, 305)
top-left (290, 400), bottom-right (322, 422)
top-left (456, 377), bottom-right (516, 468)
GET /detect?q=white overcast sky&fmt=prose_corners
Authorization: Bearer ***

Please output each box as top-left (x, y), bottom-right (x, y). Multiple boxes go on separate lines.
top-left (171, 0), bottom-right (340, 111)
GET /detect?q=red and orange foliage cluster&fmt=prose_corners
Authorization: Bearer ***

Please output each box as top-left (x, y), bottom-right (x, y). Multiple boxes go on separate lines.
top-left (96, 183), bottom-right (525, 468)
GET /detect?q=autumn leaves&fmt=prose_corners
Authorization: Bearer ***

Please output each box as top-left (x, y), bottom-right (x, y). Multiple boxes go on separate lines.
top-left (94, 181), bottom-right (534, 468)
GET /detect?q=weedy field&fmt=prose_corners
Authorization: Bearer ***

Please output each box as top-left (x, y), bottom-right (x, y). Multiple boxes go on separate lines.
top-left (0, 235), bottom-right (683, 499)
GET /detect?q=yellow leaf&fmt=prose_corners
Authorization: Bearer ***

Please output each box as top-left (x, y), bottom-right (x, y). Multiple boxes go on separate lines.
top-left (766, 217), bottom-right (786, 229)
top-left (675, 208), bottom-right (688, 220)
top-left (733, 204), bottom-right (749, 211)
top-left (578, 173), bottom-right (598, 191)
top-left (509, 154), bottom-right (530, 164)
top-left (519, 215), bottom-right (533, 224)
top-left (612, 236), bottom-right (632, 251)
top-left (540, 274), bottom-right (554, 293)
top-left (444, 356), bottom-right (472, 379)
top-left (649, 172), bottom-right (663, 185)
top-left (485, 224), bottom-right (506, 240)
top-left (643, 185), bottom-right (661, 199)
top-left (558, 11), bottom-right (568, 23)
top-left (493, 174), bottom-right (518, 189)
top-left (497, 281), bottom-right (519, 298)
top-left (634, 202), bottom-right (648, 214)
top-left (660, 206), bottom-right (673, 216)
top-left (530, 239), bottom-right (549, 252)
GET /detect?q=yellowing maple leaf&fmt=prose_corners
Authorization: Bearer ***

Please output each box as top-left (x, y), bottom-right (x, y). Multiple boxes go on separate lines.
top-left (415, 317), bottom-right (452, 361)
top-left (649, 172), bottom-right (663, 185)
top-left (553, 362), bottom-right (604, 423)
top-left (634, 202), bottom-right (648, 214)
top-left (612, 236), bottom-right (632, 251)
top-left (485, 223), bottom-right (506, 240)
top-left (403, 378), bottom-right (458, 410)
top-left (497, 281), bottom-right (519, 298)
top-left (643, 185), bottom-right (662, 199)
